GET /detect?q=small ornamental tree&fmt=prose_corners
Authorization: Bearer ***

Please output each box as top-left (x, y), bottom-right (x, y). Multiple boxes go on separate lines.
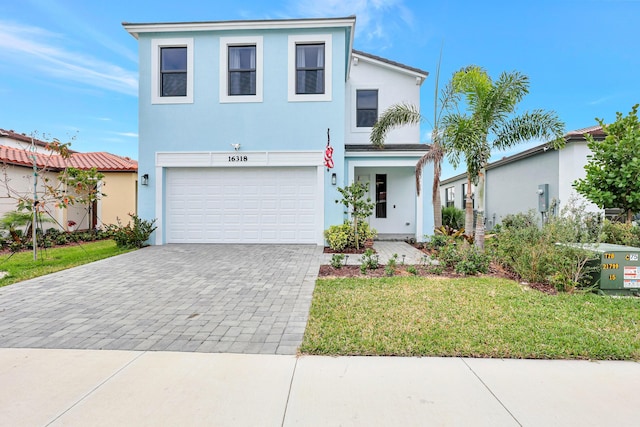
top-left (573, 104), bottom-right (640, 224)
top-left (336, 181), bottom-right (376, 250)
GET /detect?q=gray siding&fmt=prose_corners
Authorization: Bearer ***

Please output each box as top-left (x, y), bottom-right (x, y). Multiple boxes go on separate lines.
top-left (485, 150), bottom-right (559, 229)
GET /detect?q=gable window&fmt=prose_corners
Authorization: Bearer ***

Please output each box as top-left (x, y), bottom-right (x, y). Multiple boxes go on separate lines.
top-left (151, 38), bottom-right (193, 104)
top-left (356, 89), bottom-right (378, 127)
top-left (228, 46), bottom-right (256, 96)
top-left (376, 174), bottom-right (387, 218)
top-left (161, 47), bottom-right (187, 97)
top-left (288, 34), bottom-right (332, 102)
top-left (296, 44), bottom-right (324, 94)
top-left (220, 36), bottom-right (263, 103)
top-left (445, 186), bottom-right (455, 208)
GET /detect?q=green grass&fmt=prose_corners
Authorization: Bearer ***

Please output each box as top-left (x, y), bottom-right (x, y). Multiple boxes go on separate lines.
top-left (0, 240), bottom-right (133, 287)
top-left (301, 276), bottom-right (640, 360)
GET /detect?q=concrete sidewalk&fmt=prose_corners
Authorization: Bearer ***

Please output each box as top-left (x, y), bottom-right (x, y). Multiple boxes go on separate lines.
top-left (2, 348), bottom-right (638, 426)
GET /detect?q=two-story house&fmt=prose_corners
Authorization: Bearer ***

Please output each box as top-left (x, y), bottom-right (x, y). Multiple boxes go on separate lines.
top-left (124, 16), bottom-right (433, 245)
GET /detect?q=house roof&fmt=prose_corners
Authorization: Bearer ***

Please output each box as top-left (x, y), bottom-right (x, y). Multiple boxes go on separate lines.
top-left (0, 145), bottom-right (138, 172)
top-left (123, 16), bottom-right (357, 39)
top-left (440, 126), bottom-right (605, 185)
top-left (352, 49), bottom-right (429, 78)
top-left (0, 128), bottom-right (77, 152)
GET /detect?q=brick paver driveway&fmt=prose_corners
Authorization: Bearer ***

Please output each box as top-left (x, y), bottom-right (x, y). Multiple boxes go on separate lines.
top-left (0, 245), bottom-right (323, 354)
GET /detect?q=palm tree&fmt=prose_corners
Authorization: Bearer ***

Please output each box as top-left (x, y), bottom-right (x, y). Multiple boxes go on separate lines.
top-left (370, 57), bottom-right (458, 230)
top-left (443, 66), bottom-right (565, 249)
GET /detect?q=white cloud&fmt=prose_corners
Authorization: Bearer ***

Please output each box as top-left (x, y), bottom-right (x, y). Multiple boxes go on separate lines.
top-left (285, 0), bottom-right (414, 50)
top-left (113, 132), bottom-right (138, 138)
top-left (0, 21), bottom-right (138, 96)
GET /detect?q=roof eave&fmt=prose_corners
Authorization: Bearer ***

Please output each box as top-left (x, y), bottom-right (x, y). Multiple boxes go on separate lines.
top-left (123, 16), bottom-right (357, 39)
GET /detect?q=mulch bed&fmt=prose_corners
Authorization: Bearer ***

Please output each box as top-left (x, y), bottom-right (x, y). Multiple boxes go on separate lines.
top-left (318, 261), bottom-right (558, 295)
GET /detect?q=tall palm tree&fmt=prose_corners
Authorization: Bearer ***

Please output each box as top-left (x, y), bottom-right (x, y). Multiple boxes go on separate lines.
top-left (443, 66), bottom-right (565, 249)
top-left (370, 57), bottom-right (458, 230)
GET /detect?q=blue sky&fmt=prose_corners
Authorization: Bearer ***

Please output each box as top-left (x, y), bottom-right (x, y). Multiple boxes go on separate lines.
top-left (1, 0), bottom-right (639, 178)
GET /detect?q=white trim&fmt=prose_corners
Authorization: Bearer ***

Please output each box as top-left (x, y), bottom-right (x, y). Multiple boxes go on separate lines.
top-left (219, 36), bottom-right (263, 103)
top-left (351, 86), bottom-right (380, 133)
top-left (151, 38), bottom-right (194, 104)
top-left (156, 151), bottom-right (323, 167)
top-left (347, 159), bottom-right (424, 240)
top-left (155, 165), bottom-right (163, 245)
top-left (288, 34), bottom-right (332, 102)
top-left (345, 150), bottom-right (429, 158)
top-left (124, 17), bottom-right (356, 39)
top-left (352, 52), bottom-right (428, 80)
top-left (315, 166), bottom-right (325, 245)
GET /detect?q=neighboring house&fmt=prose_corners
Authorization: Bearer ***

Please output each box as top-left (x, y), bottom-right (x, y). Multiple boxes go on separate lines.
top-left (0, 129), bottom-right (138, 231)
top-left (123, 16), bottom-right (433, 245)
top-left (439, 126), bottom-right (605, 229)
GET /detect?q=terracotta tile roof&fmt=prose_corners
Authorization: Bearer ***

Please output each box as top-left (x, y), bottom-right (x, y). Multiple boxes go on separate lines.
top-left (0, 145), bottom-right (137, 172)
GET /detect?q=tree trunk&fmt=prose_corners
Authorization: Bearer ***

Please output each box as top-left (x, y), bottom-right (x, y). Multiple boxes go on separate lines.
top-left (432, 157), bottom-right (443, 230)
top-left (627, 210), bottom-right (633, 225)
top-left (433, 183), bottom-right (442, 230)
top-left (464, 175), bottom-right (474, 236)
top-left (474, 168), bottom-right (486, 250)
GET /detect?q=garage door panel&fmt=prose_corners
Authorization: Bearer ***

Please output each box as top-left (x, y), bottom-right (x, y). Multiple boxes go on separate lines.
top-left (166, 167), bottom-right (318, 243)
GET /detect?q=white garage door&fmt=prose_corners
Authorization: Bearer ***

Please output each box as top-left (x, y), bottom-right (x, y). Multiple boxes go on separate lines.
top-left (165, 167), bottom-right (318, 243)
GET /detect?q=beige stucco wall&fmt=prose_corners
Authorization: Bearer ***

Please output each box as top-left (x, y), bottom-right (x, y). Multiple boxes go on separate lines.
top-left (98, 172), bottom-right (137, 227)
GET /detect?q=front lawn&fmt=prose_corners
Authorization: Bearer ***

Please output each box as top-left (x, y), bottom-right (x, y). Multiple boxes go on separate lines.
top-left (0, 240), bottom-right (134, 287)
top-left (301, 277), bottom-right (640, 360)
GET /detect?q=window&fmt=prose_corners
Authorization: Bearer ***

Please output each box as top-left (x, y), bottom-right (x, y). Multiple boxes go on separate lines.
top-left (288, 34), bottom-right (332, 102)
top-left (445, 186), bottom-right (455, 208)
top-left (220, 36), bottom-right (263, 103)
top-left (151, 38), bottom-right (193, 104)
top-left (461, 183), bottom-right (474, 209)
top-left (376, 174), bottom-right (387, 218)
top-left (161, 47), bottom-right (187, 97)
top-left (356, 90), bottom-right (378, 127)
top-left (228, 46), bottom-right (256, 95)
top-left (296, 44), bottom-right (324, 94)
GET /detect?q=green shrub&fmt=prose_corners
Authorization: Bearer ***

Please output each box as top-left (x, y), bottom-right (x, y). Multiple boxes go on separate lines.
top-left (324, 223), bottom-right (350, 251)
top-left (359, 248), bottom-right (379, 272)
top-left (600, 220), bottom-right (640, 247)
top-left (107, 214), bottom-right (157, 249)
top-left (424, 233), bottom-right (448, 251)
top-left (330, 253), bottom-right (345, 268)
top-left (324, 221), bottom-right (377, 251)
top-left (442, 206), bottom-right (464, 230)
top-left (406, 265), bottom-right (418, 275)
top-left (492, 207), bottom-right (601, 291)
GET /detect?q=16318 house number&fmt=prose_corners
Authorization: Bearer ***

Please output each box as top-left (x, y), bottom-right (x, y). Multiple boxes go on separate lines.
top-left (228, 155), bottom-right (248, 162)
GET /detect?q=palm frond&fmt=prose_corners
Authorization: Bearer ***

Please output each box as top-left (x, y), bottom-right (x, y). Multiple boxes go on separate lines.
top-left (370, 103), bottom-right (422, 147)
top-left (493, 110), bottom-right (565, 150)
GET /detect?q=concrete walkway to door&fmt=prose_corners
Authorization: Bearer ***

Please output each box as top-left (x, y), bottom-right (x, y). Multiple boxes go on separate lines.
top-left (0, 245), bottom-right (323, 355)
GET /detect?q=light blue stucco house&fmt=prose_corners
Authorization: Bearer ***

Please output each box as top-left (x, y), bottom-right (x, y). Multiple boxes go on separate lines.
top-left (124, 16), bottom-right (433, 245)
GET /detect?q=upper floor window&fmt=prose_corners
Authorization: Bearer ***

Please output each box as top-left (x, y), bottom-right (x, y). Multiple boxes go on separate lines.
top-left (356, 89), bottom-right (378, 127)
top-left (220, 36), bottom-right (263, 103)
top-left (228, 45), bottom-right (256, 96)
top-left (151, 38), bottom-right (193, 104)
top-left (296, 44), bottom-right (324, 94)
top-left (288, 34), bottom-right (332, 102)
top-left (161, 47), bottom-right (187, 97)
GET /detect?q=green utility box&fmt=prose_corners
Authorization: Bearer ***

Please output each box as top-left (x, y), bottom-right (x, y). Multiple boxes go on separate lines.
top-left (581, 243), bottom-right (640, 296)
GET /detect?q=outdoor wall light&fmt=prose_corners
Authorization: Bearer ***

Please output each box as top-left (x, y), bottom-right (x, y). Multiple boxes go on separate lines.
top-left (331, 173), bottom-right (337, 185)
top-left (141, 174), bottom-right (149, 186)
